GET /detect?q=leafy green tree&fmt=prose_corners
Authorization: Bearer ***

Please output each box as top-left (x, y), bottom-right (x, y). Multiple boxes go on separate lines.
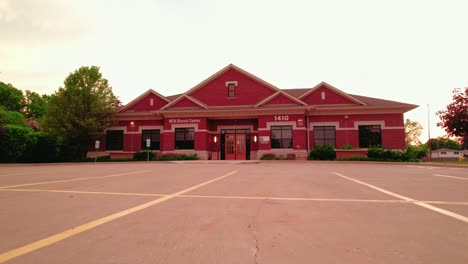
top-left (437, 87), bottom-right (468, 149)
top-left (0, 106), bottom-right (27, 126)
top-left (404, 119), bottom-right (422, 146)
top-left (24, 90), bottom-right (50, 119)
top-left (428, 136), bottom-right (462, 150)
top-left (0, 124), bottom-right (37, 162)
top-left (0, 82), bottom-right (24, 111)
top-left (43, 66), bottom-right (118, 159)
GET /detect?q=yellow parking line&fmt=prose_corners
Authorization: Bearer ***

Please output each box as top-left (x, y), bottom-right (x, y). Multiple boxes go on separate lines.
top-left (180, 194), bottom-right (407, 203)
top-left (2, 188), bottom-right (468, 206)
top-left (0, 188), bottom-right (166, 197)
top-left (0, 170), bottom-right (150, 189)
top-left (0, 170), bottom-right (238, 263)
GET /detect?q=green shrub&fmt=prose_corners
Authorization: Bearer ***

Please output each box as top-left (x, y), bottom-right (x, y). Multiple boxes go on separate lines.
top-left (155, 153), bottom-right (198, 161)
top-left (133, 151), bottom-right (156, 161)
top-left (0, 125), bottom-right (36, 162)
top-left (308, 144), bottom-right (336, 160)
top-left (341, 144), bottom-right (353, 149)
top-left (260, 153), bottom-right (276, 160)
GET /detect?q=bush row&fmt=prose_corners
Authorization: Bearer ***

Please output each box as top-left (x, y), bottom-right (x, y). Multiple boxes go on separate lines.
top-left (133, 151), bottom-right (198, 161)
top-left (260, 153), bottom-right (296, 160)
top-left (307, 144), bottom-right (427, 162)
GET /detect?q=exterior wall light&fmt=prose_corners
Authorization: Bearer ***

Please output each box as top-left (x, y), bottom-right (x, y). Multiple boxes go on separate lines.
top-left (214, 135), bottom-right (217, 143)
top-left (254, 135), bottom-right (257, 143)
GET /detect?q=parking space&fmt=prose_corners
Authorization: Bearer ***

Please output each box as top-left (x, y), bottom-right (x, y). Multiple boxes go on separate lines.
top-left (0, 162), bottom-right (467, 263)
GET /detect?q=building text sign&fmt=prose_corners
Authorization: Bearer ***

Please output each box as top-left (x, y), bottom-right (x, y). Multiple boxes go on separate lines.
top-left (168, 118), bottom-right (201, 124)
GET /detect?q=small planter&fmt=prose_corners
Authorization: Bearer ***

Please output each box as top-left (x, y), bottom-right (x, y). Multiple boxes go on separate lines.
top-left (335, 149), bottom-right (368, 159)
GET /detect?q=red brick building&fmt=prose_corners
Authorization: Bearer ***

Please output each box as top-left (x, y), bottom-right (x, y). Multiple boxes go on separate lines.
top-left (93, 64), bottom-right (417, 160)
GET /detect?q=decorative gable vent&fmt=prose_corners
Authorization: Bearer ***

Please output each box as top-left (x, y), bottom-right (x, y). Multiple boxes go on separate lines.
top-left (226, 81), bottom-right (238, 99)
top-left (321, 91), bottom-right (326, 100)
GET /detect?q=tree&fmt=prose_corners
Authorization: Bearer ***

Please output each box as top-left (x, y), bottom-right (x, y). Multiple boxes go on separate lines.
top-left (404, 119), bottom-right (422, 146)
top-left (427, 136), bottom-right (462, 151)
top-left (24, 90), bottom-right (50, 119)
top-left (43, 66), bottom-right (118, 159)
top-left (0, 82), bottom-right (24, 112)
top-left (437, 87), bottom-right (468, 149)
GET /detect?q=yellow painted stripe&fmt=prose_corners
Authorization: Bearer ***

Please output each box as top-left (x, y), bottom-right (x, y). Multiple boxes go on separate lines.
top-left (332, 172), bottom-right (468, 223)
top-left (0, 188), bottom-right (166, 198)
top-left (0, 170), bottom-right (237, 263)
top-left (181, 194), bottom-right (407, 203)
top-left (2, 188), bottom-right (468, 206)
top-left (0, 172), bottom-right (36, 177)
top-left (0, 170), bottom-right (150, 189)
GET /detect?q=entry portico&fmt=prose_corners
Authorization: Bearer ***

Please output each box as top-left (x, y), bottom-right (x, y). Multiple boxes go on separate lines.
top-left (94, 64), bottom-right (417, 160)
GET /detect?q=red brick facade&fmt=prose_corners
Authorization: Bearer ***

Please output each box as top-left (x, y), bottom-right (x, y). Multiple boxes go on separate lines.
top-left (92, 64), bottom-right (417, 160)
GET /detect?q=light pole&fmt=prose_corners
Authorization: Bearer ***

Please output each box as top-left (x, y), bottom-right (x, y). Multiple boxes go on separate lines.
top-left (427, 105), bottom-right (432, 162)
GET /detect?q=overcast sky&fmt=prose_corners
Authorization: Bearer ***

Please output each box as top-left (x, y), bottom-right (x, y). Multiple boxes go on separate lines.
top-left (1, 0), bottom-right (467, 141)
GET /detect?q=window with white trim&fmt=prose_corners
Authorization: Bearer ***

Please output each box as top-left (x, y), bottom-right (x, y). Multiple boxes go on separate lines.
top-left (227, 83), bottom-right (236, 98)
top-left (175, 128), bottom-right (195, 149)
top-left (141, 129), bottom-right (160, 150)
top-left (358, 125), bottom-right (382, 148)
top-left (271, 126), bottom-right (293, 149)
top-left (313, 126), bottom-right (336, 147)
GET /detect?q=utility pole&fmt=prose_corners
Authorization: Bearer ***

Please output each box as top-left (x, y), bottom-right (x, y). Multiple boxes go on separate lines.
top-left (428, 104), bottom-right (432, 162)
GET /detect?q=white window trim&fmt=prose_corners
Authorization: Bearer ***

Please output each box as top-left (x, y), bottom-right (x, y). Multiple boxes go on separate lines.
top-left (225, 81), bottom-right (238, 86)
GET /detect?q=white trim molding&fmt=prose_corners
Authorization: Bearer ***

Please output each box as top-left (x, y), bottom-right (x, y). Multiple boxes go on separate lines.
top-left (258, 121), bottom-right (306, 131)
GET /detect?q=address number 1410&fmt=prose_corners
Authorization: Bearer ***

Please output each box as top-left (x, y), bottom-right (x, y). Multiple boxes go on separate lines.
top-left (274, 115), bottom-right (289, 121)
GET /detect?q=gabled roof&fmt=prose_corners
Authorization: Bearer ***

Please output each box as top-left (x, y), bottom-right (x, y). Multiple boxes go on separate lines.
top-left (163, 64), bottom-right (283, 109)
top-left (254, 90), bottom-right (307, 107)
top-left (161, 94), bottom-right (209, 110)
top-left (119, 89), bottom-right (170, 112)
top-left (298, 82), bottom-right (367, 105)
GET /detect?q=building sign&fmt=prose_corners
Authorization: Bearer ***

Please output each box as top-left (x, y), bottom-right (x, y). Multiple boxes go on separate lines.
top-left (297, 118), bottom-right (304, 127)
top-left (259, 136), bottom-right (270, 144)
top-left (168, 118), bottom-right (201, 124)
top-left (274, 115), bottom-right (289, 121)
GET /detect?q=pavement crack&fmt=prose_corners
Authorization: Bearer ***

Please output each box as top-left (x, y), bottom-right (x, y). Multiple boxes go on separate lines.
top-left (249, 199), bottom-right (265, 264)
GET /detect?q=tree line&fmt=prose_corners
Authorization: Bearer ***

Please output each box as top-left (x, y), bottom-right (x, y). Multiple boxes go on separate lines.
top-left (0, 66), bottom-right (118, 162)
top-left (0, 66), bottom-right (467, 163)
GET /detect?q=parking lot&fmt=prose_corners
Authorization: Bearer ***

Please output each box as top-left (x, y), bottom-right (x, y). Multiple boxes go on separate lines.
top-left (0, 161), bottom-right (467, 264)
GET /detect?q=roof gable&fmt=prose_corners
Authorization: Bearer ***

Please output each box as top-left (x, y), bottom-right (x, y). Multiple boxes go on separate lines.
top-left (119, 89), bottom-right (170, 112)
top-left (299, 82), bottom-right (366, 106)
top-left (167, 95), bottom-right (208, 109)
top-left (255, 91), bottom-right (307, 107)
top-left (167, 64), bottom-right (280, 108)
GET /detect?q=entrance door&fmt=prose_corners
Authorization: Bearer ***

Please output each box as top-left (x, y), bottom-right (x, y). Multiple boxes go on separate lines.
top-left (224, 134), bottom-right (246, 160)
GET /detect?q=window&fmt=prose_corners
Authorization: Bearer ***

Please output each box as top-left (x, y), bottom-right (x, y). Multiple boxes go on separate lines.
top-left (314, 126), bottom-right (336, 147)
top-left (175, 128), bottom-right (194, 149)
top-left (454, 151), bottom-right (459, 155)
top-left (141, 129), bottom-right (160, 150)
top-left (358, 125), bottom-right (382, 148)
top-left (441, 152), bottom-right (447, 155)
top-left (106, 130), bottom-right (123, 150)
top-left (271, 126), bottom-right (293, 149)
top-left (227, 83), bottom-right (236, 98)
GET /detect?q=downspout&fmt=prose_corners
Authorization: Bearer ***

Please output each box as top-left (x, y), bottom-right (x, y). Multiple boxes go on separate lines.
top-left (306, 108), bottom-right (310, 155)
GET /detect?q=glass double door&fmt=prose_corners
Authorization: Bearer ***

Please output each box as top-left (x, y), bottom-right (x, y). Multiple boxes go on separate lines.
top-left (224, 134), bottom-right (246, 160)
